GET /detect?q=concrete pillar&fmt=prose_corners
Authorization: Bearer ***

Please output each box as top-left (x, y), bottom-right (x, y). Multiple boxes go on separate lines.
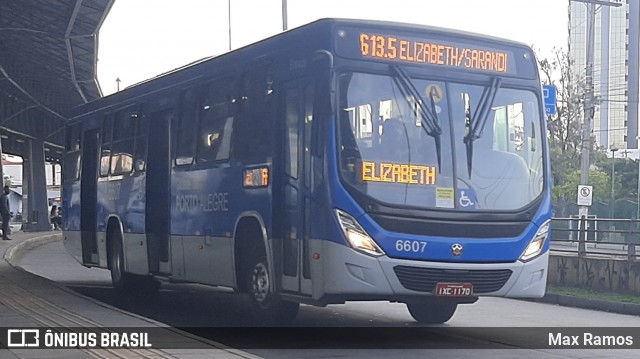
top-left (21, 138), bottom-right (50, 231)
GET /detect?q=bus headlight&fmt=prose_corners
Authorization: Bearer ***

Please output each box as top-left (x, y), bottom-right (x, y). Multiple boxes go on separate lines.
top-left (520, 220), bottom-right (550, 262)
top-left (335, 209), bottom-right (385, 257)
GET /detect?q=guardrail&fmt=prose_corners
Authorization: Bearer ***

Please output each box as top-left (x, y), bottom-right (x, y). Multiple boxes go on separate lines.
top-left (551, 217), bottom-right (639, 261)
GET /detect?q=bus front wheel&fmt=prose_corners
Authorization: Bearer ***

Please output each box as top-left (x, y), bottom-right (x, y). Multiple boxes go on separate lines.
top-left (406, 300), bottom-right (458, 324)
top-left (246, 248), bottom-right (299, 324)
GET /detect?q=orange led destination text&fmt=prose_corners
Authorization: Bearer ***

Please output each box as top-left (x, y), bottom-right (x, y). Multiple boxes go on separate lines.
top-left (361, 161), bottom-right (436, 185)
top-left (359, 33), bottom-right (508, 73)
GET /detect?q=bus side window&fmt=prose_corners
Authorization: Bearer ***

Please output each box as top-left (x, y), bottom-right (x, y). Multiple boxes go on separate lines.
top-left (134, 110), bottom-right (149, 172)
top-left (64, 123), bottom-right (82, 181)
top-left (285, 89), bottom-right (299, 179)
top-left (304, 84), bottom-right (314, 188)
top-left (100, 146), bottom-right (111, 176)
top-left (102, 114), bottom-right (113, 144)
top-left (197, 78), bottom-right (235, 163)
top-left (175, 88), bottom-right (200, 165)
top-left (111, 106), bottom-right (136, 175)
top-left (113, 106), bottom-right (136, 141)
top-left (110, 139), bottom-right (134, 175)
top-left (233, 66), bottom-right (273, 160)
top-left (66, 123), bottom-right (82, 151)
top-left (100, 115), bottom-right (114, 177)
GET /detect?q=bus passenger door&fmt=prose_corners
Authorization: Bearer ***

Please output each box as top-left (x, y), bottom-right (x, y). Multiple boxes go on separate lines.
top-left (146, 109), bottom-right (172, 274)
top-left (280, 80), bottom-right (314, 296)
top-left (80, 129), bottom-right (99, 265)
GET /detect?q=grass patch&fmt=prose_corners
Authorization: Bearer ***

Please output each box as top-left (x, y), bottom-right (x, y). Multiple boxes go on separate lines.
top-left (547, 284), bottom-right (640, 305)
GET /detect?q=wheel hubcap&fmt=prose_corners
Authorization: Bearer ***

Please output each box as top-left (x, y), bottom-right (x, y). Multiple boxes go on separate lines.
top-left (251, 262), bottom-right (270, 304)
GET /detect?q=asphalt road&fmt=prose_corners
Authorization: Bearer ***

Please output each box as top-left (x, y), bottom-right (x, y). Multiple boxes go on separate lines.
top-left (12, 240), bottom-right (640, 358)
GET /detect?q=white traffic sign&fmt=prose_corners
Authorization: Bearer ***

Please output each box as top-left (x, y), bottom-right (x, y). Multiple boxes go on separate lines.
top-left (577, 185), bottom-right (593, 206)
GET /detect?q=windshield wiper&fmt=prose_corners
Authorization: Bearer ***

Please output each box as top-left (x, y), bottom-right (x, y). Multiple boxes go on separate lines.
top-left (390, 65), bottom-right (443, 171)
top-left (462, 77), bottom-right (502, 178)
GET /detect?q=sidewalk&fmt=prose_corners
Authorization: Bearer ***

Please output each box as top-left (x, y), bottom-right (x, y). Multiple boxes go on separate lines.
top-left (0, 229), bottom-right (259, 359)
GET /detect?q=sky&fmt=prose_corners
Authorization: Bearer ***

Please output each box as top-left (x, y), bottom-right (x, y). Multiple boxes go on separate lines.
top-left (97, 0), bottom-right (569, 96)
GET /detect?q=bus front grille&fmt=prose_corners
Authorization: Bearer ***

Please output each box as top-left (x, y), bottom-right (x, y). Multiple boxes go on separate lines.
top-left (393, 266), bottom-right (512, 294)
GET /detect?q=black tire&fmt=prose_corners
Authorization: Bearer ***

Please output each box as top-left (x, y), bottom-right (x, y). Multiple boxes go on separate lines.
top-left (406, 300), bottom-right (458, 324)
top-left (108, 230), bottom-right (129, 291)
top-left (108, 230), bottom-right (160, 295)
top-left (246, 247), bottom-right (299, 325)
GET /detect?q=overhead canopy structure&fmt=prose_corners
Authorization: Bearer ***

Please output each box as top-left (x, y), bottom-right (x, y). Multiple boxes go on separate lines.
top-left (0, 0), bottom-right (114, 231)
top-left (0, 0), bottom-right (114, 162)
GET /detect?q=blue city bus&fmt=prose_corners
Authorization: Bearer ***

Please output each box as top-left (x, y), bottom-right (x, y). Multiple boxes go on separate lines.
top-left (62, 18), bottom-right (552, 324)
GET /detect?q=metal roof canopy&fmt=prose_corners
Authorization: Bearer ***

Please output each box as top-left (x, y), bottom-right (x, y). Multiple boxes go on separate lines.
top-left (0, 0), bottom-right (114, 162)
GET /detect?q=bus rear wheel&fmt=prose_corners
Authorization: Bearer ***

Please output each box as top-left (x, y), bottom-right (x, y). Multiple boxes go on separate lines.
top-left (246, 248), bottom-right (299, 324)
top-left (406, 300), bottom-right (458, 324)
top-left (108, 231), bottom-right (159, 295)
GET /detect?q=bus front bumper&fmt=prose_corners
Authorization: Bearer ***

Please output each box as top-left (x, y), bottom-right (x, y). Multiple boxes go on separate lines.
top-left (310, 240), bottom-right (548, 303)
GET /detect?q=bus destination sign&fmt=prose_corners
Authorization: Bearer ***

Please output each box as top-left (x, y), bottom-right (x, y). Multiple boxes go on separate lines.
top-left (358, 33), bottom-right (509, 73)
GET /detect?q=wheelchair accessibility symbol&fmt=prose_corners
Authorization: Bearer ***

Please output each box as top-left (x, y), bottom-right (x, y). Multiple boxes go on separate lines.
top-left (458, 189), bottom-right (477, 209)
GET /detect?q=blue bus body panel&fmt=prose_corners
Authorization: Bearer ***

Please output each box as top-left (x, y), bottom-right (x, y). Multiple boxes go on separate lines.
top-left (62, 181), bottom-right (81, 231)
top-left (87, 164), bottom-right (273, 238)
top-left (91, 176), bottom-right (139, 233)
top-left (171, 164), bottom-right (272, 237)
top-left (364, 188), bottom-right (553, 263)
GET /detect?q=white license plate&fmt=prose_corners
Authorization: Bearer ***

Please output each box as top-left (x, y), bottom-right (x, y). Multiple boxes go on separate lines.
top-left (435, 282), bottom-right (474, 297)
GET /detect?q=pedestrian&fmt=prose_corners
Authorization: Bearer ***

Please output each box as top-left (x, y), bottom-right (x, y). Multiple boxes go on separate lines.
top-left (50, 205), bottom-right (60, 230)
top-left (0, 185), bottom-right (12, 240)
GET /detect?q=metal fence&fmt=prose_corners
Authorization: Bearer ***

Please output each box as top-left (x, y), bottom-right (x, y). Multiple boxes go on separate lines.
top-left (550, 217), bottom-right (640, 261)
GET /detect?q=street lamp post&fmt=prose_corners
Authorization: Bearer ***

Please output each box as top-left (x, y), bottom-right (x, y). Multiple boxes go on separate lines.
top-left (611, 146), bottom-right (618, 218)
top-left (282, 0), bottom-right (288, 31)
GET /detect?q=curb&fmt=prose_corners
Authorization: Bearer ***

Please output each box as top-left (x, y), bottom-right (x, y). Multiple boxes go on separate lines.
top-left (3, 232), bottom-right (62, 263)
top-left (533, 293), bottom-right (640, 316)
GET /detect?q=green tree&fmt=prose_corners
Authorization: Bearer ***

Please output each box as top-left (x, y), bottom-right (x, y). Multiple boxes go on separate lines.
top-left (537, 48), bottom-right (587, 188)
top-left (536, 49), bottom-right (640, 218)
top-left (592, 153), bottom-right (640, 218)
top-left (552, 169), bottom-right (609, 217)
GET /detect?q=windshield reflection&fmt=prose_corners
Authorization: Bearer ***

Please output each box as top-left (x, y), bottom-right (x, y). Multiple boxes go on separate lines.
top-left (338, 71), bottom-right (544, 211)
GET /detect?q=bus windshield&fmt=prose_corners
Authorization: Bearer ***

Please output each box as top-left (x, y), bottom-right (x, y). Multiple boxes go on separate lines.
top-left (338, 71), bottom-right (545, 211)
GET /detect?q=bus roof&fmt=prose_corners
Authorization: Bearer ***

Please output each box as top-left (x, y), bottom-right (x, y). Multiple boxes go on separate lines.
top-left (71, 18), bottom-right (534, 118)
